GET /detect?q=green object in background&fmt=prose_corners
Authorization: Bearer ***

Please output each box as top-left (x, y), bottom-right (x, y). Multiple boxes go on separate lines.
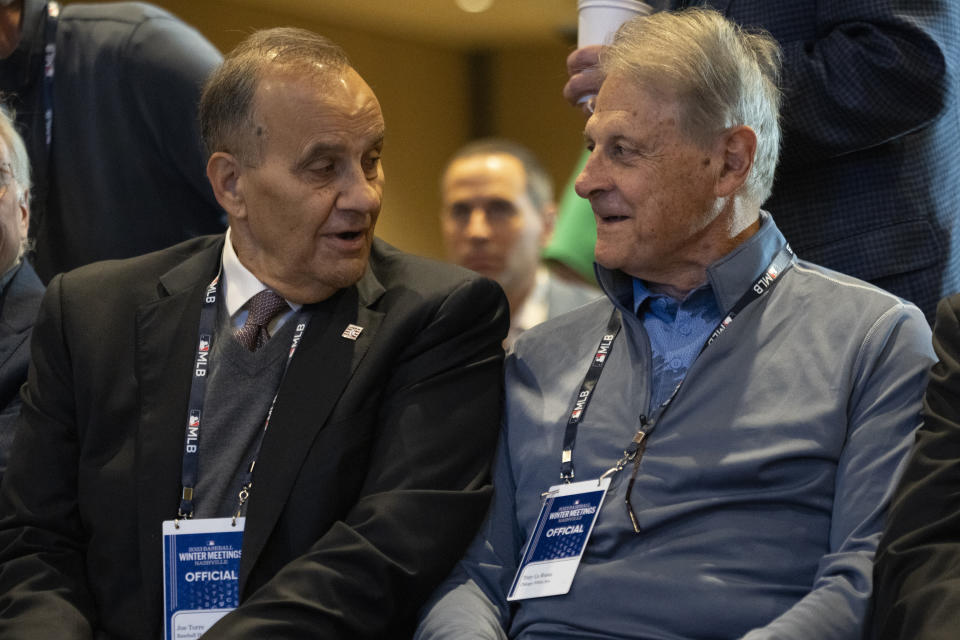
top-left (542, 149), bottom-right (598, 284)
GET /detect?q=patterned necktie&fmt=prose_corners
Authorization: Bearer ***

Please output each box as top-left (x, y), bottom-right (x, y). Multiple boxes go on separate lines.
top-left (234, 289), bottom-right (289, 351)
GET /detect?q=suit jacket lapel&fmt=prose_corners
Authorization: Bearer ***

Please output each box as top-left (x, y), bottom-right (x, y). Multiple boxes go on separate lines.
top-left (134, 239), bottom-right (224, 611)
top-left (238, 267), bottom-right (386, 591)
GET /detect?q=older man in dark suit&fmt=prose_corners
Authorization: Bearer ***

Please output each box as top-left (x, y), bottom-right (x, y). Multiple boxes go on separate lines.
top-left (0, 104), bottom-right (42, 482)
top-left (0, 28), bottom-right (507, 639)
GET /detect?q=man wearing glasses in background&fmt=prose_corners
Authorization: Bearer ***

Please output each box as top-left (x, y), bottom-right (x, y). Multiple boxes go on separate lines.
top-left (416, 9), bottom-right (933, 640)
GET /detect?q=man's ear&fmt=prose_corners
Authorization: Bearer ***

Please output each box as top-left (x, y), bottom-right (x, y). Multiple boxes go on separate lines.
top-left (714, 125), bottom-right (756, 199)
top-left (206, 152), bottom-right (245, 219)
top-left (17, 186), bottom-right (29, 235)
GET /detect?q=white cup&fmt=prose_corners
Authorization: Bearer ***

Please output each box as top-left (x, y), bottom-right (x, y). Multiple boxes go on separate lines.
top-left (577, 0), bottom-right (652, 48)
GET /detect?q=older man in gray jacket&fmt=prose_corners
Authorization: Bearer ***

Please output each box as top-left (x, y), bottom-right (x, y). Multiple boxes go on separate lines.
top-left (416, 9), bottom-right (933, 640)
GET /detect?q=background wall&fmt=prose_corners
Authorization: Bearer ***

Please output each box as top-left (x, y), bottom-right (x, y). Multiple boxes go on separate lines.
top-left (70, 0), bottom-right (587, 261)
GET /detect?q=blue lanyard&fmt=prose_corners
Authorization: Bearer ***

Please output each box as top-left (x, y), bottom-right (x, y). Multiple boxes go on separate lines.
top-left (560, 244), bottom-right (796, 481)
top-left (43, 2), bottom-right (59, 150)
top-left (177, 275), bottom-right (310, 519)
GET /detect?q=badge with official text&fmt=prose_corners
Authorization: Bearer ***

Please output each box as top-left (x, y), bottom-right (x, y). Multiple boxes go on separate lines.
top-left (162, 517), bottom-right (244, 640)
top-left (507, 477), bottom-right (610, 601)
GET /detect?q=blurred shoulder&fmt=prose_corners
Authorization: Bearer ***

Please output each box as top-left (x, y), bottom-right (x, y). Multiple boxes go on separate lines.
top-left (514, 295), bottom-right (615, 357)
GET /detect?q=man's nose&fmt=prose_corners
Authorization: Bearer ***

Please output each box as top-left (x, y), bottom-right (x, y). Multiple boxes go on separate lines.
top-left (575, 150), bottom-right (606, 200)
top-left (465, 208), bottom-right (492, 239)
top-left (338, 166), bottom-right (382, 214)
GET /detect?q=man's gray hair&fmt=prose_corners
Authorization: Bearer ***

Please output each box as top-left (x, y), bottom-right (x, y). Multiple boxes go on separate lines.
top-left (199, 27), bottom-right (350, 164)
top-left (602, 8), bottom-right (782, 205)
top-left (0, 103), bottom-right (30, 200)
top-left (444, 138), bottom-right (554, 213)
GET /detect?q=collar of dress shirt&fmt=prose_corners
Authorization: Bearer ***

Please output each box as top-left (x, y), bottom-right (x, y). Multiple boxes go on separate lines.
top-left (513, 266), bottom-right (551, 334)
top-left (221, 227), bottom-right (302, 323)
top-left (622, 211), bottom-right (781, 316)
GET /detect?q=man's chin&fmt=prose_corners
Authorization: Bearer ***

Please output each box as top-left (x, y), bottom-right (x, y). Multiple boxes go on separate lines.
top-left (592, 248), bottom-right (621, 274)
top-left (460, 260), bottom-right (501, 280)
top-left (269, 258), bottom-right (370, 305)
top-left (322, 258), bottom-right (369, 294)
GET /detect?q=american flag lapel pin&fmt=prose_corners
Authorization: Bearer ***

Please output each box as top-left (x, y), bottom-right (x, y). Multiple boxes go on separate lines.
top-left (341, 324), bottom-right (364, 340)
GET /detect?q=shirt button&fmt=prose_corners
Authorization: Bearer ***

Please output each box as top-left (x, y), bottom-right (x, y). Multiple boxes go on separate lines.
top-left (671, 358), bottom-right (682, 369)
top-left (679, 324), bottom-right (691, 336)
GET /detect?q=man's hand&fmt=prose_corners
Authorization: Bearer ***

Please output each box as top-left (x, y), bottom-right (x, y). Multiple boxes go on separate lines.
top-left (563, 45), bottom-right (604, 116)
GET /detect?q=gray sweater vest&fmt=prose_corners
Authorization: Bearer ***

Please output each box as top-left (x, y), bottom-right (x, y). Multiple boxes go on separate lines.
top-left (192, 310), bottom-right (298, 519)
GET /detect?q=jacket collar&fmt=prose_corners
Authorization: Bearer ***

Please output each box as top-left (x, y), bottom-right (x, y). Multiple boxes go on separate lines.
top-left (595, 211), bottom-right (789, 315)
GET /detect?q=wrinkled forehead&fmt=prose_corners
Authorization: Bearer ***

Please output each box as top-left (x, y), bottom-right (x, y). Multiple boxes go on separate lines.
top-left (587, 72), bottom-right (683, 135)
top-left (598, 71), bottom-right (679, 112)
top-left (251, 64), bottom-right (384, 138)
top-left (257, 62), bottom-right (376, 104)
top-left (0, 139), bottom-right (14, 180)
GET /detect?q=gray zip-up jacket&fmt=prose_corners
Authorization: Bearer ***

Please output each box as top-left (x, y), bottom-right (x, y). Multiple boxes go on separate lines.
top-left (417, 213), bottom-right (934, 640)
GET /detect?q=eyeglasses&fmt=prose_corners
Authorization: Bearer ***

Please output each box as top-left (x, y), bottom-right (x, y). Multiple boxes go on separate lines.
top-left (599, 422), bottom-right (649, 534)
top-left (624, 428), bottom-right (648, 533)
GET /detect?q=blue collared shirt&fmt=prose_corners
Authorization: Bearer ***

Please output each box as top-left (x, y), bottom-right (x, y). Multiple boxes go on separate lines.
top-left (632, 279), bottom-right (722, 412)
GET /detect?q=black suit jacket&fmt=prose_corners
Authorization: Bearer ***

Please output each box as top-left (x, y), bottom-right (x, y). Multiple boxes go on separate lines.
top-left (0, 261), bottom-right (44, 482)
top-left (872, 294), bottom-right (960, 639)
top-left (0, 235), bottom-right (508, 639)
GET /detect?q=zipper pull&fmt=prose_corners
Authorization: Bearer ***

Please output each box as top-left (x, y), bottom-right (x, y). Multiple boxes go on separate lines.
top-left (634, 415), bottom-right (649, 446)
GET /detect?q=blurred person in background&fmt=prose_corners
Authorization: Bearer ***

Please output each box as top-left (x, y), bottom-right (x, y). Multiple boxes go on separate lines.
top-left (0, 0), bottom-right (226, 282)
top-left (441, 139), bottom-right (598, 348)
